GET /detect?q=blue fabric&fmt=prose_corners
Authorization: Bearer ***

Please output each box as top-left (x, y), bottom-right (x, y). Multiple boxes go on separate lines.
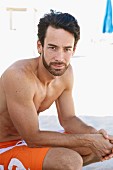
top-left (102, 0), bottom-right (113, 33)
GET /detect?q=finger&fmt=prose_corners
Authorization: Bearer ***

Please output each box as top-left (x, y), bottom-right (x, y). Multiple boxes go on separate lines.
top-left (102, 157), bottom-right (109, 161)
top-left (102, 155), bottom-right (110, 161)
top-left (108, 153), bottom-right (113, 158)
top-left (101, 156), bottom-right (108, 161)
top-left (98, 129), bottom-right (108, 139)
top-left (102, 153), bottom-right (113, 161)
top-left (110, 140), bottom-right (113, 144)
top-left (108, 135), bottom-right (113, 141)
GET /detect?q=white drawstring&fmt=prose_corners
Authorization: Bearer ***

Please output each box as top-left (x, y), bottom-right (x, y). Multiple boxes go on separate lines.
top-left (0, 140), bottom-right (27, 154)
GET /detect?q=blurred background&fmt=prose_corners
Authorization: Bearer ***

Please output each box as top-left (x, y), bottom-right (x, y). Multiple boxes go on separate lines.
top-left (0, 0), bottom-right (113, 117)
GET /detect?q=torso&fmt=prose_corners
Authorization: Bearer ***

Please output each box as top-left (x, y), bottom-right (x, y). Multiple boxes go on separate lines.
top-left (0, 57), bottom-right (70, 142)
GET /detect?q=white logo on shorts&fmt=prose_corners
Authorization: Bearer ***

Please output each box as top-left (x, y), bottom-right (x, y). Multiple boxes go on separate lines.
top-left (0, 165), bottom-right (4, 170)
top-left (0, 158), bottom-right (30, 170)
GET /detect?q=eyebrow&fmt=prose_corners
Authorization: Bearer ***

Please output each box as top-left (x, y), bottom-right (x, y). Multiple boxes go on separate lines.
top-left (48, 44), bottom-right (57, 47)
top-left (48, 43), bottom-right (73, 48)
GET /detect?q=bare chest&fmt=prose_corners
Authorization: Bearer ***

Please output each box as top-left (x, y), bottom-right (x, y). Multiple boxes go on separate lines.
top-left (34, 84), bottom-right (64, 113)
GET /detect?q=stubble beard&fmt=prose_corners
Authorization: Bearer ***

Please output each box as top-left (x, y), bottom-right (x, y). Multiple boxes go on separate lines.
top-left (42, 52), bottom-right (69, 76)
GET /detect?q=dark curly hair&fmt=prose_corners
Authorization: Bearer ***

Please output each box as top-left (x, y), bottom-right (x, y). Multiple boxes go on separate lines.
top-left (37, 9), bottom-right (80, 47)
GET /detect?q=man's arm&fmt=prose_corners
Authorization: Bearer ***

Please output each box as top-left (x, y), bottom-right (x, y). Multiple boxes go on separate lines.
top-left (55, 67), bottom-right (113, 160)
top-left (55, 66), bottom-right (97, 134)
top-left (56, 90), bottom-right (97, 134)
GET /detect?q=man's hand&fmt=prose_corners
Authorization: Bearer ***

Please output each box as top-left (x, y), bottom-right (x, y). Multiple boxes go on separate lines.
top-left (102, 135), bottom-right (113, 161)
top-left (97, 130), bottom-right (113, 161)
top-left (88, 134), bottom-right (113, 161)
top-left (108, 135), bottom-right (113, 144)
top-left (97, 129), bottom-right (109, 139)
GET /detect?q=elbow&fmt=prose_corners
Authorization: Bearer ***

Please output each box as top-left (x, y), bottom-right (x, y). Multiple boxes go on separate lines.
top-left (23, 131), bottom-right (47, 148)
top-left (59, 118), bottom-right (65, 128)
top-left (23, 134), bottom-right (40, 148)
top-left (26, 142), bottom-right (36, 148)
top-left (26, 140), bottom-right (43, 148)
top-left (25, 139), bottom-right (37, 148)
top-left (60, 120), bottom-right (69, 132)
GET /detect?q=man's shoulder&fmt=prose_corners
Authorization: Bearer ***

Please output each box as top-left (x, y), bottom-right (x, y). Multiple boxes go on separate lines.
top-left (2, 63), bottom-right (24, 80)
top-left (2, 58), bottom-right (33, 77)
top-left (1, 60), bottom-right (38, 96)
top-left (2, 59), bottom-right (36, 86)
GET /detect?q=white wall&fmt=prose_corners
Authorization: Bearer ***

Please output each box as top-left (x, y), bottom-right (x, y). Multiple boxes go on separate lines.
top-left (0, 4), bottom-right (38, 74)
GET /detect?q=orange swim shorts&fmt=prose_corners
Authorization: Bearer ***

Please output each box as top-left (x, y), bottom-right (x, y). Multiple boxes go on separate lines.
top-left (0, 139), bottom-right (50, 170)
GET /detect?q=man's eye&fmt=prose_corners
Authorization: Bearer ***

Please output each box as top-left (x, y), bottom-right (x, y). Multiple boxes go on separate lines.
top-left (51, 47), bottom-right (56, 50)
top-left (65, 48), bottom-right (71, 52)
top-left (48, 46), bottom-right (56, 50)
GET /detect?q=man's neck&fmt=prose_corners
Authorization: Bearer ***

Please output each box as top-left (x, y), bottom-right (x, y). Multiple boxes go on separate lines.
top-left (37, 56), bottom-right (56, 85)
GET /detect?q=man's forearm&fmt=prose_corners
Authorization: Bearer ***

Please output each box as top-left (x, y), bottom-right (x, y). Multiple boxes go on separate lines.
top-left (26, 130), bottom-right (92, 148)
top-left (61, 116), bottom-right (97, 134)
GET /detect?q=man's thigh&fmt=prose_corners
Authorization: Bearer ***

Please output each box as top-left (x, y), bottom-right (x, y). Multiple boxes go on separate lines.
top-left (43, 147), bottom-right (83, 170)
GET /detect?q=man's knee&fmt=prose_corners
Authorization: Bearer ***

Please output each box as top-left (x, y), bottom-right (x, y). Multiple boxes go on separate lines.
top-left (67, 149), bottom-right (83, 170)
top-left (43, 147), bottom-right (83, 170)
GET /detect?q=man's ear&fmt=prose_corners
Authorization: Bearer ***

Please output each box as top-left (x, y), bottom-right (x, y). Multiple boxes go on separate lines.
top-left (73, 45), bottom-right (76, 52)
top-left (37, 40), bottom-right (42, 54)
top-left (72, 45), bottom-right (76, 55)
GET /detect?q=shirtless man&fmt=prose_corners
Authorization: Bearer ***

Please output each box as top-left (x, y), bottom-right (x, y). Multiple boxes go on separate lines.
top-left (0, 10), bottom-right (113, 170)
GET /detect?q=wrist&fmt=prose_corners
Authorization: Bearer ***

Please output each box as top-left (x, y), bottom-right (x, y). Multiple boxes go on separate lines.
top-left (75, 134), bottom-right (94, 148)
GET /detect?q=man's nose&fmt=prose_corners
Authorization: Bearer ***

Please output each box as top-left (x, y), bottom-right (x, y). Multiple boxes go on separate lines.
top-left (54, 50), bottom-right (64, 61)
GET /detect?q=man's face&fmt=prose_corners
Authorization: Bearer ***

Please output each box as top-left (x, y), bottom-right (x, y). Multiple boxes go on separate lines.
top-left (42, 51), bottom-right (69, 76)
top-left (39, 26), bottom-right (75, 76)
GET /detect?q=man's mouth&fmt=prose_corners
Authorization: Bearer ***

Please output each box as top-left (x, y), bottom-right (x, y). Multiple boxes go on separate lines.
top-left (50, 62), bottom-right (66, 69)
